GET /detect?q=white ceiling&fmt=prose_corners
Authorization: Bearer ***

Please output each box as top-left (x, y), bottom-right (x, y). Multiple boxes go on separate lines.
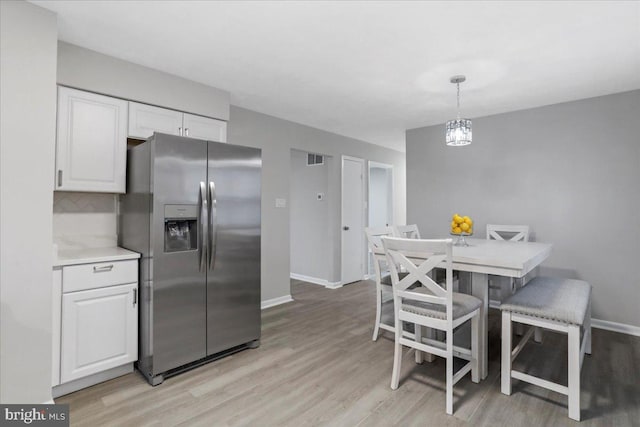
top-left (33, 1), bottom-right (640, 152)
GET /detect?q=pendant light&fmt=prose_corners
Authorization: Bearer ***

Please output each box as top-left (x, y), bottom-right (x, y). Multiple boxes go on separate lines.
top-left (445, 75), bottom-right (472, 146)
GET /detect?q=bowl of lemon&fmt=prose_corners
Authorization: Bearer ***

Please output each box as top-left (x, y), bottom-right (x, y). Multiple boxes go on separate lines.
top-left (450, 214), bottom-right (473, 247)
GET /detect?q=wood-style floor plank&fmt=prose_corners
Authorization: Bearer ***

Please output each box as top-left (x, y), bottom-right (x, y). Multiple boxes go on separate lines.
top-left (56, 279), bottom-right (640, 426)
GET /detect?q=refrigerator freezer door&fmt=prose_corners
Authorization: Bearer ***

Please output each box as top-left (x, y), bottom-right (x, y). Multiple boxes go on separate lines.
top-left (206, 141), bottom-right (261, 355)
top-left (151, 135), bottom-right (208, 374)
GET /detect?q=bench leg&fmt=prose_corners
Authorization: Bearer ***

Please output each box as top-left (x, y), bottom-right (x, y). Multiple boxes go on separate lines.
top-left (568, 324), bottom-right (581, 421)
top-left (501, 311), bottom-right (512, 395)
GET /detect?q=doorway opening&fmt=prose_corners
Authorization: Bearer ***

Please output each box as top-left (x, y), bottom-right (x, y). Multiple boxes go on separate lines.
top-left (367, 161), bottom-right (394, 276)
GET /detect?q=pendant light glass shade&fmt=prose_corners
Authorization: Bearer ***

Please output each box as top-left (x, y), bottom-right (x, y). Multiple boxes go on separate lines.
top-left (446, 75), bottom-right (472, 146)
top-left (445, 118), bottom-right (472, 146)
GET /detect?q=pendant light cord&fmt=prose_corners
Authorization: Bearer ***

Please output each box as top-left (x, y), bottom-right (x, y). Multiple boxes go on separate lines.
top-left (456, 82), bottom-right (461, 119)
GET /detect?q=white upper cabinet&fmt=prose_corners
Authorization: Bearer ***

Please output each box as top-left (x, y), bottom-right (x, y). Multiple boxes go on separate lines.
top-left (183, 113), bottom-right (227, 142)
top-left (56, 87), bottom-right (128, 193)
top-left (127, 102), bottom-right (227, 143)
top-left (128, 102), bottom-right (183, 140)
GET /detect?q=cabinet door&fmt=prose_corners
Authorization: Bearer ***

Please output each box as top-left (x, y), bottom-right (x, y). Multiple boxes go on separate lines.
top-left (56, 87), bottom-right (128, 193)
top-left (61, 283), bottom-right (138, 383)
top-left (128, 102), bottom-right (183, 140)
top-left (183, 113), bottom-right (227, 142)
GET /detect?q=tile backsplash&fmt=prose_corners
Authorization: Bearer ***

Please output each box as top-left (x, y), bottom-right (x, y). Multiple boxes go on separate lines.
top-left (53, 192), bottom-right (118, 249)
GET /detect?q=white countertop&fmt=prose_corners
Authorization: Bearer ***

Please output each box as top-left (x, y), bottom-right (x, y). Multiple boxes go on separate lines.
top-left (54, 247), bottom-right (140, 267)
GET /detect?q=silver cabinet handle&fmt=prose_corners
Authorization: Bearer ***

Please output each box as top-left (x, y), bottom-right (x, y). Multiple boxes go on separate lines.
top-left (57, 170), bottom-right (63, 187)
top-left (198, 181), bottom-right (208, 271)
top-left (208, 181), bottom-right (217, 270)
top-left (133, 288), bottom-right (137, 306)
top-left (185, 128), bottom-right (189, 137)
top-left (93, 264), bottom-right (114, 273)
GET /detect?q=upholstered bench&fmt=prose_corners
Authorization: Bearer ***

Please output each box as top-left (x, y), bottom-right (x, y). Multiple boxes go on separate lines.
top-left (500, 276), bottom-right (592, 421)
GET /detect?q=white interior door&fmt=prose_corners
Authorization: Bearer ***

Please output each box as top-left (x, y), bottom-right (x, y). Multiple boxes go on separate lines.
top-left (341, 156), bottom-right (365, 285)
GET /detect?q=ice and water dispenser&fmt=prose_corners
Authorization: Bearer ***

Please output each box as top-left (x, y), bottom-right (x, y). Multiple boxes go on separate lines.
top-left (164, 205), bottom-right (198, 252)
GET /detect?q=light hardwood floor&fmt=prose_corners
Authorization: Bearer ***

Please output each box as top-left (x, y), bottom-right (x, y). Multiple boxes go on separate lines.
top-left (57, 279), bottom-right (640, 426)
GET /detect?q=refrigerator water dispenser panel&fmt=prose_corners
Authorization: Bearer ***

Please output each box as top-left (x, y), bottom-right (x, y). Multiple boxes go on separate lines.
top-left (164, 205), bottom-right (198, 253)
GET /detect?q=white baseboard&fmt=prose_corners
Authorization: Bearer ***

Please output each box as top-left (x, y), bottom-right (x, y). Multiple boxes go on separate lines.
top-left (592, 318), bottom-right (640, 337)
top-left (290, 273), bottom-right (342, 289)
top-left (325, 281), bottom-right (343, 289)
top-left (261, 295), bottom-right (293, 310)
top-left (364, 274), bottom-right (375, 280)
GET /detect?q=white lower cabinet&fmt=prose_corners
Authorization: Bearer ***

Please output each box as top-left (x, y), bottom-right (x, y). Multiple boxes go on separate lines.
top-left (61, 282), bottom-right (138, 383)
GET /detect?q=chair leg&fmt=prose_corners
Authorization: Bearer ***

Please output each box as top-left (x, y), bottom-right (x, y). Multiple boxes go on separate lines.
top-left (390, 320), bottom-right (403, 390)
top-left (534, 327), bottom-right (543, 343)
top-left (446, 330), bottom-right (454, 415)
top-left (515, 323), bottom-right (524, 336)
top-left (501, 311), bottom-right (513, 395)
top-left (568, 324), bottom-right (581, 421)
top-left (415, 324), bottom-right (423, 364)
top-left (424, 328), bottom-right (435, 363)
top-left (372, 290), bottom-right (382, 341)
top-left (471, 314), bottom-right (479, 383)
top-left (585, 300), bottom-right (592, 355)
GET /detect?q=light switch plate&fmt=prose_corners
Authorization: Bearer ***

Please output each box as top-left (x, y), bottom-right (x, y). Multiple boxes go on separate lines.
top-left (275, 198), bottom-right (287, 208)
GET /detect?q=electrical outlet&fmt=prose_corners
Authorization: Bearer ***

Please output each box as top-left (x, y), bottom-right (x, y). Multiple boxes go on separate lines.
top-left (275, 198), bottom-right (287, 208)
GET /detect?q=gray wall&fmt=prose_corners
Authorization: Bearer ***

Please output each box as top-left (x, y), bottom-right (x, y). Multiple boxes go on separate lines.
top-left (290, 150), bottom-right (331, 280)
top-left (229, 106), bottom-right (406, 301)
top-left (58, 42), bottom-right (230, 120)
top-left (406, 90), bottom-right (640, 327)
top-left (0, 1), bottom-right (57, 403)
top-left (55, 42), bottom-right (407, 304)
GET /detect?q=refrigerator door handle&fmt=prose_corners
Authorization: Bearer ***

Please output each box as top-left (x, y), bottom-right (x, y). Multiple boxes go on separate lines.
top-left (198, 181), bottom-right (208, 271)
top-left (208, 181), bottom-right (217, 270)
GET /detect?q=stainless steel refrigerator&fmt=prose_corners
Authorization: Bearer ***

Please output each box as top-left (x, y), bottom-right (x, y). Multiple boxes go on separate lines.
top-left (119, 133), bottom-right (261, 385)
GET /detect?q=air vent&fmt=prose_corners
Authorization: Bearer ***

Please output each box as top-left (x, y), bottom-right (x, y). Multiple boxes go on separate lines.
top-left (307, 153), bottom-right (324, 166)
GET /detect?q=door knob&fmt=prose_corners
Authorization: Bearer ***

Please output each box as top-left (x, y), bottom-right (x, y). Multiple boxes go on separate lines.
top-left (343, 226), bottom-right (350, 231)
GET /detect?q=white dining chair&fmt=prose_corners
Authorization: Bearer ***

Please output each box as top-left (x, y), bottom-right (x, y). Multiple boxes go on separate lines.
top-left (382, 236), bottom-right (481, 415)
top-left (486, 224), bottom-right (530, 308)
top-left (393, 224), bottom-right (421, 239)
top-left (365, 226), bottom-right (396, 341)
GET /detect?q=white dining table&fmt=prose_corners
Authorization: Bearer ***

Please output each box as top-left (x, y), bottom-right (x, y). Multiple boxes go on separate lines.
top-left (442, 237), bottom-right (553, 380)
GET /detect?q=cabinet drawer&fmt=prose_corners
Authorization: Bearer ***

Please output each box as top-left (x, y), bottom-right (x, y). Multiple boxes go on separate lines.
top-left (63, 260), bottom-right (137, 293)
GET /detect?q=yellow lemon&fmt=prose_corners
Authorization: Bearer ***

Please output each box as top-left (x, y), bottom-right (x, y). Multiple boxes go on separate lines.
top-left (464, 217), bottom-right (473, 226)
top-left (462, 216), bottom-right (470, 222)
top-left (460, 222), bottom-right (470, 232)
top-left (453, 227), bottom-right (462, 234)
top-left (451, 220), bottom-right (457, 228)
top-left (454, 216), bottom-right (464, 225)
top-left (468, 227), bottom-right (473, 234)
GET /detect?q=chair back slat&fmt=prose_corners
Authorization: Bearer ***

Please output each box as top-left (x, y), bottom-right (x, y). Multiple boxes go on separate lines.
top-left (365, 226), bottom-right (395, 259)
top-left (394, 224), bottom-right (421, 239)
top-left (382, 237), bottom-right (453, 313)
top-left (486, 224), bottom-right (530, 242)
